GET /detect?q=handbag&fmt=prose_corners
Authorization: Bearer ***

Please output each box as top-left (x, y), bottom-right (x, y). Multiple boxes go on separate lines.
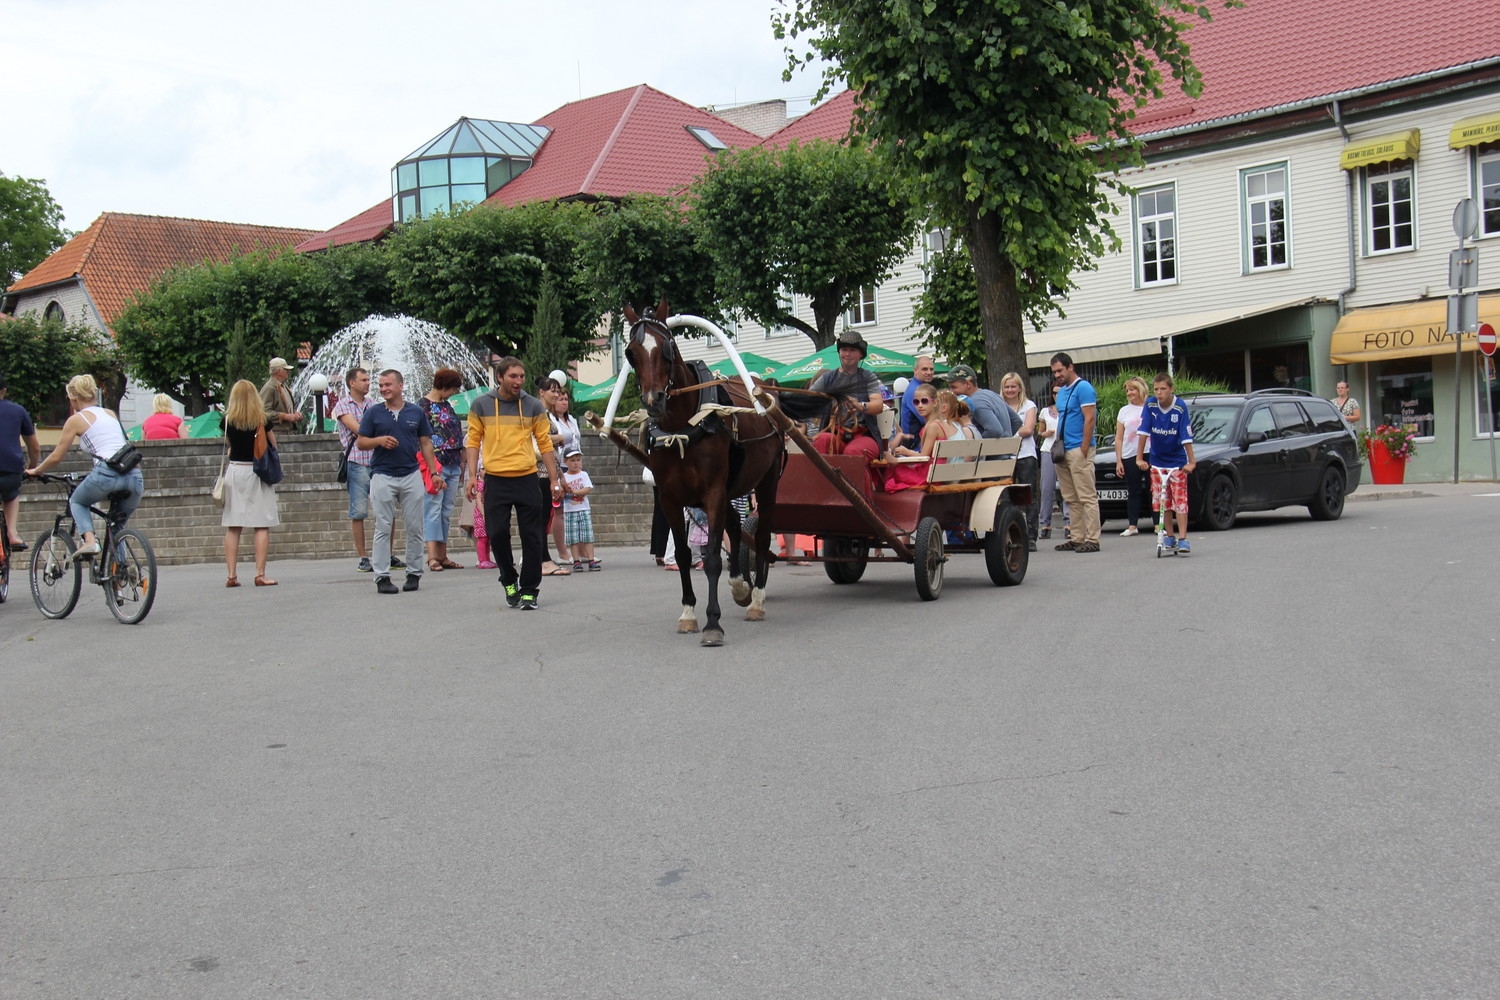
top-left (211, 451), bottom-right (227, 508)
top-left (104, 441), bottom-right (143, 474)
top-left (252, 425), bottom-right (284, 485)
top-left (336, 436), bottom-right (355, 484)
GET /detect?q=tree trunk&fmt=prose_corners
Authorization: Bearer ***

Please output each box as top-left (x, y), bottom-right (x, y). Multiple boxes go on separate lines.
top-left (965, 205), bottom-right (1027, 389)
top-left (809, 284), bottom-right (846, 351)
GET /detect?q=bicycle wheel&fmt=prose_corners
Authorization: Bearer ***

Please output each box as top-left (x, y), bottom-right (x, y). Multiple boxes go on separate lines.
top-left (30, 528), bottom-right (81, 620)
top-left (0, 530), bottom-right (10, 604)
top-left (104, 528), bottom-right (157, 625)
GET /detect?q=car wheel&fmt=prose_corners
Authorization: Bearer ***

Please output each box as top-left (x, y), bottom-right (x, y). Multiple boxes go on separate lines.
top-left (1202, 474), bottom-right (1237, 531)
top-left (1308, 465), bottom-right (1346, 521)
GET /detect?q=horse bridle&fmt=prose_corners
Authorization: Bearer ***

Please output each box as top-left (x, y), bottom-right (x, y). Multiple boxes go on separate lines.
top-left (629, 316), bottom-right (682, 396)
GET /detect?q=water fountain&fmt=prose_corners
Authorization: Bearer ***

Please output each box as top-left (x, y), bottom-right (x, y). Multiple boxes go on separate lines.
top-left (291, 314), bottom-right (491, 417)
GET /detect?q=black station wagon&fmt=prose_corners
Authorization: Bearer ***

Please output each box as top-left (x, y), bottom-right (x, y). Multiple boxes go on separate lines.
top-left (1094, 389), bottom-right (1363, 530)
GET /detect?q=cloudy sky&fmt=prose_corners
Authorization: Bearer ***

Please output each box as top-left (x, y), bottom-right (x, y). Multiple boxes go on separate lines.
top-left (3, 0), bottom-right (828, 234)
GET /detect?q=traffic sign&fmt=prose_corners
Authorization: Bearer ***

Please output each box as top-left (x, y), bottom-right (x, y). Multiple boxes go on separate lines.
top-left (1479, 322), bottom-right (1497, 357)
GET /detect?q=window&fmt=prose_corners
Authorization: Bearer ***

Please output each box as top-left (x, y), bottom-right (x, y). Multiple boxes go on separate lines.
top-left (1373, 357), bottom-right (1435, 438)
top-left (1365, 160), bottom-right (1415, 253)
top-left (686, 126), bottom-right (728, 151)
top-left (1242, 164), bottom-right (1289, 271)
top-left (43, 301), bottom-right (65, 322)
top-left (765, 290), bottom-right (799, 338)
top-left (1478, 355), bottom-right (1499, 437)
top-left (1135, 184), bottom-right (1177, 286)
top-left (845, 285), bottom-right (877, 327)
top-left (1479, 148), bottom-right (1500, 238)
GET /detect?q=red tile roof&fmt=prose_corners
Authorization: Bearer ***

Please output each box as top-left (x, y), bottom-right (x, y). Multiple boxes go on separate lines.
top-left (762, 1), bottom-right (1500, 145)
top-left (293, 200), bottom-right (394, 253)
top-left (490, 84), bottom-right (764, 205)
top-left (761, 89), bottom-right (857, 147)
top-left (1125, 0), bottom-right (1500, 137)
top-left (7, 213), bottom-right (317, 329)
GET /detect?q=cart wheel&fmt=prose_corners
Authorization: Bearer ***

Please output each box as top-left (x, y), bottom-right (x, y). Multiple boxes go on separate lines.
top-left (824, 537), bottom-right (868, 584)
top-left (912, 516), bottom-right (944, 601)
top-left (983, 503), bottom-right (1028, 586)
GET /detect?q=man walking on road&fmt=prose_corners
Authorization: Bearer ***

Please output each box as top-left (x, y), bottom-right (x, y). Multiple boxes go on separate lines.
top-left (465, 357), bottom-right (564, 611)
top-left (1050, 352), bottom-right (1101, 553)
top-left (332, 367), bottom-right (381, 573)
top-left (357, 369), bottom-right (440, 595)
top-left (1, 373), bottom-right (42, 551)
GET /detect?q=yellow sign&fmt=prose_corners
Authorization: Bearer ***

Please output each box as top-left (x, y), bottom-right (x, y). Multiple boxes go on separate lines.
top-left (1449, 112), bottom-right (1500, 150)
top-left (1339, 130), bottom-right (1420, 171)
top-left (1330, 295), bottom-right (1500, 364)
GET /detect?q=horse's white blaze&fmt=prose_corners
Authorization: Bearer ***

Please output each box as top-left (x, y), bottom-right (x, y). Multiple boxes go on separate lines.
top-left (639, 336), bottom-right (658, 359)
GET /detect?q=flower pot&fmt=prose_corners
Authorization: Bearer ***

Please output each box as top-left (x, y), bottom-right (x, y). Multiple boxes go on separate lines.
top-left (1367, 439), bottom-right (1406, 484)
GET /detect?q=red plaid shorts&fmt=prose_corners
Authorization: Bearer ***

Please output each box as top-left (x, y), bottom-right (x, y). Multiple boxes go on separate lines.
top-left (1149, 466), bottom-right (1188, 514)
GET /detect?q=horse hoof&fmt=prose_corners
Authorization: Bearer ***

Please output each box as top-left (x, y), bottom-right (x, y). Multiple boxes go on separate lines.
top-left (678, 622), bottom-right (699, 634)
top-left (701, 629), bottom-right (725, 647)
top-left (745, 608), bottom-right (765, 621)
top-left (731, 588), bottom-right (752, 608)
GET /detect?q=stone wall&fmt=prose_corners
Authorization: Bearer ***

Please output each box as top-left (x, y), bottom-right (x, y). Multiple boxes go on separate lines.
top-left (12, 434), bottom-right (656, 565)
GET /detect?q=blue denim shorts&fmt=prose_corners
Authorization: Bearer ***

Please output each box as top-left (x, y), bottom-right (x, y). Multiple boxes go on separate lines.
top-left (346, 461), bottom-right (371, 520)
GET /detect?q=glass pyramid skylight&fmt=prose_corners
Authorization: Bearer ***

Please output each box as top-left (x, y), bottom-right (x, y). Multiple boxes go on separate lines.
top-left (392, 118), bottom-right (551, 222)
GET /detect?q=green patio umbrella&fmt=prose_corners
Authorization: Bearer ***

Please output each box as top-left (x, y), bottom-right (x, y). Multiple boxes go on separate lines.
top-left (572, 374), bottom-right (624, 404)
top-left (125, 422), bottom-right (144, 441)
top-left (708, 352), bottom-right (780, 380)
top-left (187, 411), bottom-right (224, 438)
top-left (449, 386), bottom-right (488, 416)
top-left (761, 344), bottom-right (949, 387)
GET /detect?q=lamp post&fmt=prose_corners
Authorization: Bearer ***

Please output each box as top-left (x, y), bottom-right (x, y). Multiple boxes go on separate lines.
top-left (308, 373), bottom-right (330, 434)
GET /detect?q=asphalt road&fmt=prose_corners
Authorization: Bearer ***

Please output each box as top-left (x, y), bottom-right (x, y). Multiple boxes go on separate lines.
top-left (2, 486), bottom-right (1497, 999)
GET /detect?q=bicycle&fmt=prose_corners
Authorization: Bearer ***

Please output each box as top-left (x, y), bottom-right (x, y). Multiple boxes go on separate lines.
top-left (26, 472), bottom-right (157, 624)
top-left (0, 501), bottom-right (11, 605)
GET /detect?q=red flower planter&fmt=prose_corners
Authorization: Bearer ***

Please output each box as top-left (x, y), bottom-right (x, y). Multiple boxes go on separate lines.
top-left (1367, 439), bottom-right (1406, 485)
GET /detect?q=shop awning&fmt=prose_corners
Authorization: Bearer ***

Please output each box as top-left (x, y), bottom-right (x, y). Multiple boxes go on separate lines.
top-left (1329, 295), bottom-right (1500, 364)
top-left (1449, 113), bottom-right (1500, 150)
top-left (1025, 297), bottom-right (1320, 368)
top-left (1339, 130), bottom-right (1420, 170)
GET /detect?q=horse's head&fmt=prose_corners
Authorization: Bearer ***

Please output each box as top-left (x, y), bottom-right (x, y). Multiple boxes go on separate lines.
top-left (623, 299), bottom-right (681, 419)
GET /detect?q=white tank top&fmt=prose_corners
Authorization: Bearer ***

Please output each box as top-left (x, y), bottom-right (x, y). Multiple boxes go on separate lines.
top-left (78, 406), bottom-right (127, 463)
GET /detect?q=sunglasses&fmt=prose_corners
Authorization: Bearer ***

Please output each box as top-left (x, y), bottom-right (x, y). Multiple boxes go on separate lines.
top-left (914, 398), bottom-right (935, 405)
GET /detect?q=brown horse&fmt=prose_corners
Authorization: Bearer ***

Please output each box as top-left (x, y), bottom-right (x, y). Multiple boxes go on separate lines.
top-left (623, 301), bottom-right (784, 646)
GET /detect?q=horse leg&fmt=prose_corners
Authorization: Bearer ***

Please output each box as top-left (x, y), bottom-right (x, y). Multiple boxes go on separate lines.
top-left (699, 492), bottom-right (728, 646)
top-left (667, 516), bottom-right (698, 633)
top-left (745, 473), bottom-right (779, 622)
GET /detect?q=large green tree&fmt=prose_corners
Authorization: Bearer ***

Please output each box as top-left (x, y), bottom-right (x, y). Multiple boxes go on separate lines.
top-left (385, 200), bottom-right (599, 361)
top-left (580, 194), bottom-right (724, 326)
top-left (0, 314), bottom-right (123, 419)
top-left (912, 239), bottom-right (985, 377)
top-left (774, 0), bottom-right (1217, 381)
top-left (1, 173), bottom-right (72, 287)
top-left (691, 139), bottom-right (915, 349)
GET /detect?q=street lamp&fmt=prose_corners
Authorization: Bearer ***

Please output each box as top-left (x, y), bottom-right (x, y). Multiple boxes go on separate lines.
top-left (308, 373), bottom-right (330, 434)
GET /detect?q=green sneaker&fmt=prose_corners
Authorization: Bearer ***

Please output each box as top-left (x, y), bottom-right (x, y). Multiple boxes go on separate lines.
top-left (519, 593), bottom-right (538, 611)
top-left (503, 583), bottom-right (521, 608)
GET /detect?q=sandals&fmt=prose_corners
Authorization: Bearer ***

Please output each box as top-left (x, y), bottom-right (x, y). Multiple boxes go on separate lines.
top-left (439, 558), bottom-right (464, 569)
top-left (226, 577), bottom-right (241, 588)
top-left (254, 576), bottom-right (278, 587)
top-left (427, 558), bottom-right (445, 572)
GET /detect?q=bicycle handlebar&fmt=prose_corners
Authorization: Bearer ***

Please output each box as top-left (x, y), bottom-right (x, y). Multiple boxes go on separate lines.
top-left (26, 472), bottom-right (84, 486)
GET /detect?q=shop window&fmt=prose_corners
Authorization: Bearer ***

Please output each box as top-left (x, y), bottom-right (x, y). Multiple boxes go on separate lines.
top-left (1479, 148), bottom-right (1500, 238)
top-left (1134, 183), bottom-right (1177, 286)
top-left (1478, 356), bottom-right (1500, 436)
top-left (1373, 357), bottom-right (1435, 438)
top-left (1242, 164), bottom-right (1289, 271)
top-left (1364, 160), bottom-right (1416, 254)
top-left (844, 285), bottom-right (877, 327)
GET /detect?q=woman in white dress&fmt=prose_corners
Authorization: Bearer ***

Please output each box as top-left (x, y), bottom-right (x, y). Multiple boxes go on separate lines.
top-left (1000, 372), bottom-right (1039, 550)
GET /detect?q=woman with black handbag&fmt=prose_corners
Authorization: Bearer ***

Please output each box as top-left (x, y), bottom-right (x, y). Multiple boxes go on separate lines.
top-left (25, 374), bottom-right (144, 560)
top-left (220, 380), bottom-right (280, 587)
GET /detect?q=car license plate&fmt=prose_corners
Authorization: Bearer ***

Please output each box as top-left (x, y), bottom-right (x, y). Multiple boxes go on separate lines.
top-left (1098, 489), bottom-right (1128, 500)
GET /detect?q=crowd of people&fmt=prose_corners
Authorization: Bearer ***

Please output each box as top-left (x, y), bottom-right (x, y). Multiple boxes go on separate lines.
top-left (7, 339), bottom-right (1382, 602)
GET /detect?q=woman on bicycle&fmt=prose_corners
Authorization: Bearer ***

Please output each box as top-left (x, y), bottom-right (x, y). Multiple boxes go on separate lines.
top-left (25, 374), bottom-right (144, 559)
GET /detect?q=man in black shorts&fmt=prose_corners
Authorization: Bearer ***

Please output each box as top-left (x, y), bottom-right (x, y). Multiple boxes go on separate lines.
top-left (0, 374), bottom-right (43, 551)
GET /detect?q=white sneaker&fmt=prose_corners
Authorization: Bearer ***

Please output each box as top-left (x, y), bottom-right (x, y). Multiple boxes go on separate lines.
top-left (73, 540), bottom-right (101, 558)
top-left (1120, 526), bottom-right (1139, 537)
